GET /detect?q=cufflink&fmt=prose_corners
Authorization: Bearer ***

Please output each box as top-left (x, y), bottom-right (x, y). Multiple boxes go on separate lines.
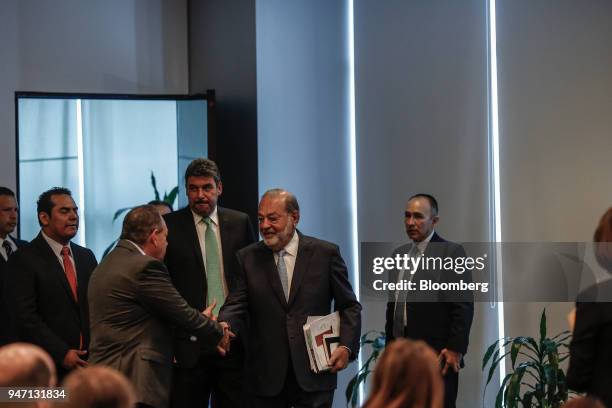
top-left (189, 335), bottom-right (198, 342)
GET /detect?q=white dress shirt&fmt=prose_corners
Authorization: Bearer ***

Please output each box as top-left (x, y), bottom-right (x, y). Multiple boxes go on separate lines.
top-left (41, 230), bottom-right (75, 272)
top-left (0, 235), bottom-right (17, 261)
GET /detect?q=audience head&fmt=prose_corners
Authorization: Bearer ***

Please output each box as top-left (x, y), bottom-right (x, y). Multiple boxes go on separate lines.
top-left (562, 396), bottom-right (605, 408)
top-left (364, 339), bottom-right (444, 408)
top-left (120, 204), bottom-right (167, 260)
top-left (37, 187), bottom-right (78, 245)
top-left (594, 206), bottom-right (612, 272)
top-left (57, 366), bottom-right (136, 408)
top-left (0, 186), bottom-right (19, 239)
top-left (147, 200), bottom-right (173, 216)
top-left (184, 158), bottom-right (222, 218)
top-left (405, 193), bottom-right (439, 243)
top-left (258, 189), bottom-right (300, 252)
top-left (0, 343), bottom-right (56, 408)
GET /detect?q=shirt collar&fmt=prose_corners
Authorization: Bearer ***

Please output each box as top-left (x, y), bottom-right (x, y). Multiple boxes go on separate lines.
top-left (281, 230), bottom-right (299, 257)
top-left (126, 240), bottom-right (146, 255)
top-left (415, 229), bottom-right (435, 254)
top-left (191, 206), bottom-right (219, 227)
top-left (41, 230), bottom-right (71, 258)
top-left (0, 235), bottom-right (15, 247)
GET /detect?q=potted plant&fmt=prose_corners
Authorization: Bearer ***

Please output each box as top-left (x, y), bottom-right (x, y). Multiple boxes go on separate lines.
top-left (482, 309), bottom-right (571, 408)
top-left (345, 330), bottom-right (385, 407)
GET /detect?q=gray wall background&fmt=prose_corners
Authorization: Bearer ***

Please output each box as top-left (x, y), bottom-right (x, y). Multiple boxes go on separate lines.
top-left (354, 1), bottom-right (496, 406)
top-left (2, 1), bottom-right (612, 407)
top-left (497, 0), bottom-right (612, 384)
top-left (0, 0), bottom-right (189, 191)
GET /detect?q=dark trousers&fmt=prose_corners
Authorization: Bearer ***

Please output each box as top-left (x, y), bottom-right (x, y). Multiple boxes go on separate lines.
top-left (248, 359), bottom-right (334, 408)
top-left (170, 347), bottom-right (245, 408)
top-left (443, 370), bottom-right (459, 408)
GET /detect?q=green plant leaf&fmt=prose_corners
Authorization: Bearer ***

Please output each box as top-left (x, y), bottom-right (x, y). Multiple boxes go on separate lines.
top-left (540, 309), bottom-right (547, 342)
top-left (487, 350), bottom-right (511, 387)
top-left (151, 171), bottom-right (161, 201)
top-left (521, 390), bottom-right (534, 407)
top-left (164, 186), bottom-right (179, 206)
top-left (112, 207), bottom-right (133, 222)
top-left (494, 373), bottom-right (513, 408)
top-left (346, 370), bottom-right (369, 407)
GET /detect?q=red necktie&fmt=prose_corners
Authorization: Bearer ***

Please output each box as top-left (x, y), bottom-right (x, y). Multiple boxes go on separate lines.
top-left (61, 246), bottom-right (78, 301)
top-left (61, 246), bottom-right (83, 349)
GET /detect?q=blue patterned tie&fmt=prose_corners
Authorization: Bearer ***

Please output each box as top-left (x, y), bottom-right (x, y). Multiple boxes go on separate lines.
top-left (277, 250), bottom-right (289, 300)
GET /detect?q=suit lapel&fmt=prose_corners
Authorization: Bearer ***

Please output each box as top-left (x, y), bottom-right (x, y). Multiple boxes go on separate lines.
top-left (287, 233), bottom-right (313, 307)
top-left (33, 234), bottom-right (78, 309)
top-left (180, 208), bottom-right (207, 277)
top-left (260, 244), bottom-right (288, 308)
top-left (217, 207), bottom-right (232, 280)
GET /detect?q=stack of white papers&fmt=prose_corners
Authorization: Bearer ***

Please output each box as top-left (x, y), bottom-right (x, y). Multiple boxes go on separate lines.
top-left (303, 311), bottom-right (340, 373)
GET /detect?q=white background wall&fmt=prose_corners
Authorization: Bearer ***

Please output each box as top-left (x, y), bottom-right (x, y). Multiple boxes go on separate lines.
top-left (0, 0), bottom-right (189, 192)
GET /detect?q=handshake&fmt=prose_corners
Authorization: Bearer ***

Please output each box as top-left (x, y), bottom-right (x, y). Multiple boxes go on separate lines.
top-left (202, 299), bottom-right (235, 356)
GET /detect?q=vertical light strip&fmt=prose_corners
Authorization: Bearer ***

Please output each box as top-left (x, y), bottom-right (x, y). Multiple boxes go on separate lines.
top-left (347, 0), bottom-right (362, 403)
top-left (487, 0), bottom-right (506, 382)
top-left (75, 99), bottom-right (86, 246)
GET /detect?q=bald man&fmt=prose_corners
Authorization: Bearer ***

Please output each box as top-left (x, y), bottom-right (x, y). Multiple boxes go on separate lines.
top-left (0, 342), bottom-right (56, 408)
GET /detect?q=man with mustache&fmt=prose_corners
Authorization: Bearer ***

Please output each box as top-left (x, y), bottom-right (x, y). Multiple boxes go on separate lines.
top-left (5, 187), bottom-right (97, 379)
top-left (164, 158), bottom-right (256, 408)
top-left (219, 189), bottom-right (362, 407)
top-left (385, 194), bottom-right (473, 408)
top-left (0, 187), bottom-right (28, 345)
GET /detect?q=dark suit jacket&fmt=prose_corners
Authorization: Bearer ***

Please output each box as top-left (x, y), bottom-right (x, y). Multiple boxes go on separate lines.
top-left (163, 206), bottom-right (255, 367)
top-left (219, 233), bottom-right (362, 396)
top-left (385, 233), bottom-right (474, 356)
top-left (88, 240), bottom-right (224, 408)
top-left (4, 233), bottom-right (97, 375)
top-left (567, 279), bottom-right (612, 408)
top-left (0, 236), bottom-right (28, 345)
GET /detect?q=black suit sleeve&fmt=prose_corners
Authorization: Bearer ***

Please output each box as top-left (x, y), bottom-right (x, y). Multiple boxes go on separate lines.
top-left (567, 301), bottom-right (600, 392)
top-left (136, 260), bottom-right (224, 349)
top-left (218, 253), bottom-right (249, 333)
top-left (442, 244), bottom-right (474, 354)
top-left (6, 253), bottom-right (69, 364)
top-left (329, 245), bottom-right (362, 360)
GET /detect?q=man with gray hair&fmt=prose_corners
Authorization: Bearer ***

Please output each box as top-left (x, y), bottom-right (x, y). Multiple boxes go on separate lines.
top-left (220, 189), bottom-right (362, 407)
top-left (88, 205), bottom-right (232, 408)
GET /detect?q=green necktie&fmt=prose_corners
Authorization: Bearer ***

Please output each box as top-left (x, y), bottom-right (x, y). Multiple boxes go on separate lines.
top-left (203, 217), bottom-right (223, 316)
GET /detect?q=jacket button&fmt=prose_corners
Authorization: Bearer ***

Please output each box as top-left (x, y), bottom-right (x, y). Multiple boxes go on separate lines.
top-left (189, 335), bottom-right (197, 342)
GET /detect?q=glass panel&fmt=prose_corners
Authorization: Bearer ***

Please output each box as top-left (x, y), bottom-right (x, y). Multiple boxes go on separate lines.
top-left (18, 158), bottom-right (81, 242)
top-left (81, 99), bottom-right (179, 258)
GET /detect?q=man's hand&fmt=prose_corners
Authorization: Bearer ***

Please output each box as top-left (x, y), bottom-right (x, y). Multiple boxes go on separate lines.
top-left (439, 348), bottom-right (462, 375)
top-left (62, 349), bottom-right (88, 369)
top-left (216, 322), bottom-right (235, 356)
top-left (329, 346), bottom-right (350, 373)
top-left (203, 299), bottom-right (217, 321)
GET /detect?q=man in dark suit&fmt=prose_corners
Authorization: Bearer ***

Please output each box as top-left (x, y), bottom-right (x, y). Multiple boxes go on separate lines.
top-left (0, 187), bottom-right (28, 345)
top-left (164, 158), bottom-right (256, 408)
top-left (89, 205), bottom-right (231, 408)
top-left (385, 194), bottom-right (474, 408)
top-left (220, 189), bottom-right (362, 408)
top-left (5, 187), bottom-right (97, 379)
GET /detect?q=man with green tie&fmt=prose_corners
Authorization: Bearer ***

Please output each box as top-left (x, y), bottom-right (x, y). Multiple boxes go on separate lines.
top-left (164, 158), bottom-right (256, 408)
